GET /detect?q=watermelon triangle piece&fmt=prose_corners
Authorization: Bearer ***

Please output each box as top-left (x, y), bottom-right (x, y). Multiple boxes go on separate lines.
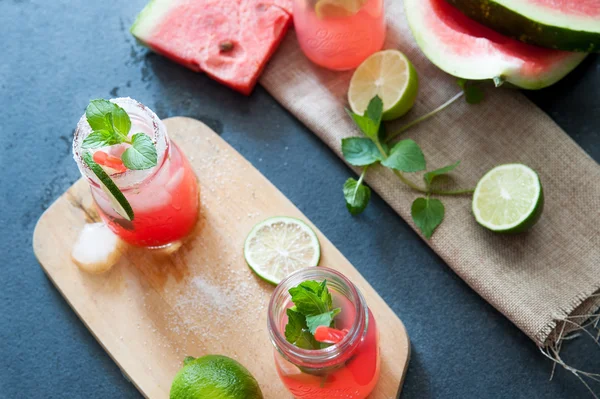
top-left (131, 0), bottom-right (293, 95)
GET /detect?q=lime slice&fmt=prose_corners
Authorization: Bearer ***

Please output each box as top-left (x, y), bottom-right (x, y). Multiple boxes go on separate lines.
top-left (244, 217), bottom-right (321, 285)
top-left (83, 152), bottom-right (134, 221)
top-left (315, 0), bottom-right (366, 18)
top-left (170, 355), bottom-right (263, 399)
top-left (472, 164), bottom-right (544, 233)
top-left (348, 50), bottom-right (419, 121)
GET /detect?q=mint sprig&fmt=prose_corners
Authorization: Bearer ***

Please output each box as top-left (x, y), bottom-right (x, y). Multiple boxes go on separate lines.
top-left (82, 99), bottom-right (158, 171)
top-left (341, 94), bottom-right (476, 239)
top-left (284, 280), bottom-right (341, 350)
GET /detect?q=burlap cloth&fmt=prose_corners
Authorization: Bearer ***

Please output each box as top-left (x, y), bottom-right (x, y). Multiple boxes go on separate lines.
top-left (259, 0), bottom-right (600, 347)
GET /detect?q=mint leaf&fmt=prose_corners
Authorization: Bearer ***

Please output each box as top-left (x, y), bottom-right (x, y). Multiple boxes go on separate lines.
top-left (298, 281), bottom-right (325, 295)
top-left (289, 286), bottom-right (328, 316)
top-left (381, 139), bottom-right (426, 172)
top-left (346, 96), bottom-right (383, 142)
top-left (111, 106), bottom-right (131, 138)
top-left (121, 133), bottom-right (158, 170)
top-left (424, 161), bottom-right (460, 186)
top-left (306, 308), bottom-right (341, 334)
top-left (285, 308), bottom-right (319, 349)
top-left (343, 177), bottom-right (371, 215)
top-left (285, 281), bottom-right (341, 350)
top-left (411, 197), bottom-right (445, 239)
top-left (341, 137), bottom-right (382, 166)
top-left (295, 330), bottom-right (320, 350)
top-left (347, 111), bottom-right (379, 142)
top-left (365, 95), bottom-right (383, 126)
top-left (81, 130), bottom-right (119, 149)
top-left (285, 308), bottom-right (307, 344)
top-left (457, 78), bottom-right (484, 104)
top-left (86, 99), bottom-right (118, 131)
top-left (319, 280), bottom-right (331, 308)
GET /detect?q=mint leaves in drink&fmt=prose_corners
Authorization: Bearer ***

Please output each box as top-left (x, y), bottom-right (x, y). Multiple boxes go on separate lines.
top-left (82, 99), bottom-right (158, 170)
top-left (341, 95), bottom-right (474, 239)
top-left (284, 280), bottom-right (341, 350)
top-left (79, 99), bottom-right (161, 221)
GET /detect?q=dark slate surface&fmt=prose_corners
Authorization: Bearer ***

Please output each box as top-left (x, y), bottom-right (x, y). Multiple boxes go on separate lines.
top-left (1, 1), bottom-right (599, 398)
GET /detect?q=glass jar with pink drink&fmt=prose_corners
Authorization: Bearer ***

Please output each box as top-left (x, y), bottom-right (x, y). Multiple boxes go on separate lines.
top-left (73, 97), bottom-right (200, 248)
top-left (268, 267), bottom-right (380, 398)
top-left (293, 0), bottom-right (386, 70)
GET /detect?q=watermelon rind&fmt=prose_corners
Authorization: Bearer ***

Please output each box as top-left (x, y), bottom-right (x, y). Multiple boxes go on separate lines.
top-left (404, 0), bottom-right (587, 90)
top-left (447, 0), bottom-right (600, 53)
top-left (131, 0), bottom-right (177, 48)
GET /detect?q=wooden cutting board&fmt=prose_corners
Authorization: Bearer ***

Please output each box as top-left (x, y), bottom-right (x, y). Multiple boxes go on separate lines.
top-left (33, 117), bottom-right (410, 399)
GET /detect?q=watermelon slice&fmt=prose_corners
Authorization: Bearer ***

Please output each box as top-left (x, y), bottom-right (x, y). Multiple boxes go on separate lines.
top-left (447, 0), bottom-right (600, 52)
top-left (404, 0), bottom-right (587, 89)
top-left (131, 0), bottom-right (293, 95)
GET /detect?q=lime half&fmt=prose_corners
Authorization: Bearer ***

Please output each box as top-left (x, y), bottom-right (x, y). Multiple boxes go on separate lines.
top-left (83, 152), bottom-right (134, 221)
top-left (348, 50), bottom-right (419, 121)
top-left (244, 217), bottom-right (321, 285)
top-left (170, 355), bottom-right (263, 399)
top-left (472, 164), bottom-right (544, 233)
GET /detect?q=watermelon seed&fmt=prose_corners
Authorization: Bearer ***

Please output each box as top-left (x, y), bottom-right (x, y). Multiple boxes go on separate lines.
top-left (219, 41), bottom-right (234, 53)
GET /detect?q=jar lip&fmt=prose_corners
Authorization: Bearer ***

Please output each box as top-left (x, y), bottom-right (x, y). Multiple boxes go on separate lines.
top-left (72, 97), bottom-right (169, 190)
top-left (267, 267), bottom-right (368, 367)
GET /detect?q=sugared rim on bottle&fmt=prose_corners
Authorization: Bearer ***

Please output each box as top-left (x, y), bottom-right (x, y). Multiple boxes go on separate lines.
top-left (267, 267), bottom-right (369, 368)
top-left (72, 97), bottom-right (169, 191)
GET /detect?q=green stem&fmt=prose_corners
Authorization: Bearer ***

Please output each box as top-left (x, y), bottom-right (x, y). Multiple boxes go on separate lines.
top-left (392, 170), bottom-right (428, 193)
top-left (386, 91), bottom-right (464, 143)
top-left (374, 140), bottom-right (428, 193)
top-left (356, 166), bottom-right (368, 186)
top-left (430, 188), bottom-right (474, 196)
top-left (374, 136), bottom-right (474, 196)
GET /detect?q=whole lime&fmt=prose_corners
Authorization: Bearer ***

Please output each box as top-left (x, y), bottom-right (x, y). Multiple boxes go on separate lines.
top-left (170, 355), bottom-right (264, 399)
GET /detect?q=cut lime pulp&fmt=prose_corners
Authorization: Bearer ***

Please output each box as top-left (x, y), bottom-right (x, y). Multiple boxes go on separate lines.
top-left (348, 50), bottom-right (419, 121)
top-left (472, 164), bottom-right (543, 233)
top-left (244, 217), bottom-right (321, 285)
top-left (83, 152), bottom-right (134, 221)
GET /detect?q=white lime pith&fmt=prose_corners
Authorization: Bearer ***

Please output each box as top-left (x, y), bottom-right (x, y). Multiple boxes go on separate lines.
top-left (244, 217), bottom-right (321, 285)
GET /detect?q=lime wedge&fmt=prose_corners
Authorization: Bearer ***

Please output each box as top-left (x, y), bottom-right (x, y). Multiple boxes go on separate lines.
top-left (315, 0), bottom-right (366, 18)
top-left (244, 217), bottom-right (321, 285)
top-left (472, 164), bottom-right (544, 233)
top-left (83, 152), bottom-right (134, 221)
top-left (348, 50), bottom-right (419, 121)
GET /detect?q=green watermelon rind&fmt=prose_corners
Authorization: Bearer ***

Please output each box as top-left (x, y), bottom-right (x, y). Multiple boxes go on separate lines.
top-left (130, 0), bottom-right (175, 47)
top-left (404, 0), bottom-right (587, 90)
top-left (447, 0), bottom-right (600, 53)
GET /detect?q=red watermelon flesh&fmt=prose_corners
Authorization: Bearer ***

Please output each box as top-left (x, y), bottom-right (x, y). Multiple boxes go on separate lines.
top-left (131, 0), bottom-right (292, 95)
top-left (404, 0), bottom-right (587, 89)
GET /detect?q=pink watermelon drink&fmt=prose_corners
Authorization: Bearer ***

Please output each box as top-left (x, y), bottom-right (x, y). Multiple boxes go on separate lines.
top-left (268, 267), bottom-right (380, 398)
top-left (73, 98), bottom-right (200, 248)
top-left (293, 0), bottom-right (386, 70)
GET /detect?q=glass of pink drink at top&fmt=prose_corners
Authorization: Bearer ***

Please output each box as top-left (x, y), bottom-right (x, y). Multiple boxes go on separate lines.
top-left (73, 98), bottom-right (200, 248)
top-left (268, 267), bottom-right (380, 398)
top-left (293, 0), bottom-right (386, 70)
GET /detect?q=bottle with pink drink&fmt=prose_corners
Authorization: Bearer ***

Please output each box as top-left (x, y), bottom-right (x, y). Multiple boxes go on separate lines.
top-left (268, 267), bottom-right (380, 398)
top-left (293, 0), bottom-right (386, 70)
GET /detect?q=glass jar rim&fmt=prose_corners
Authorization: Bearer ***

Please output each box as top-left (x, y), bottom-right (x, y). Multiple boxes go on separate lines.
top-left (72, 97), bottom-right (169, 191)
top-left (267, 267), bottom-right (368, 368)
